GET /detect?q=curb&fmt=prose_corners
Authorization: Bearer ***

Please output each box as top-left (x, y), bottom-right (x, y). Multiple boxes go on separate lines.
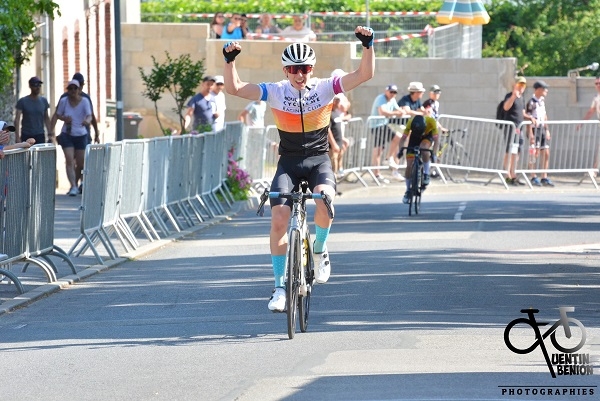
top-left (0, 197), bottom-right (259, 316)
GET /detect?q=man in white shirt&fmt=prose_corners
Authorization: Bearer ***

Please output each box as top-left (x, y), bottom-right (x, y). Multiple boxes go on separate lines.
top-left (281, 15), bottom-right (316, 41)
top-left (211, 75), bottom-right (227, 132)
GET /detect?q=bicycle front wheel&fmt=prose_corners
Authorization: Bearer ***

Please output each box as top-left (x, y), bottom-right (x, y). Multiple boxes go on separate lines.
top-left (286, 229), bottom-right (301, 339)
top-left (299, 233), bottom-right (312, 333)
top-left (410, 162), bottom-right (422, 215)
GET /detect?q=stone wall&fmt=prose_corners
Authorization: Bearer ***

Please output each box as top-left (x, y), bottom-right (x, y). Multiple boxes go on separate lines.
top-left (123, 23), bottom-right (599, 138)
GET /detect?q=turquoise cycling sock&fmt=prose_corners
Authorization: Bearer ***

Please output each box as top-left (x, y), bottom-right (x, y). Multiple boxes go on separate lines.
top-left (424, 161), bottom-right (431, 174)
top-left (406, 179), bottom-right (411, 191)
top-left (272, 255), bottom-right (286, 288)
top-left (314, 224), bottom-right (330, 253)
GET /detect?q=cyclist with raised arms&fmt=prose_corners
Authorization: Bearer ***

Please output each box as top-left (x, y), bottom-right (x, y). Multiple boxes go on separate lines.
top-left (399, 98), bottom-right (439, 204)
top-left (223, 26), bottom-right (375, 312)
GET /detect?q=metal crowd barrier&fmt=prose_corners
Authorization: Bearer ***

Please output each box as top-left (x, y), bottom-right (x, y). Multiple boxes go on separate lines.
top-left (70, 124), bottom-right (245, 265)
top-left (515, 120), bottom-right (600, 188)
top-left (243, 115), bottom-right (600, 191)
top-left (436, 114), bottom-right (515, 188)
top-left (0, 145), bottom-right (75, 294)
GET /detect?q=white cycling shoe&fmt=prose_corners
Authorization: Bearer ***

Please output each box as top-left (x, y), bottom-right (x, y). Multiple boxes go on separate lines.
top-left (313, 245), bottom-right (331, 284)
top-left (268, 287), bottom-right (286, 312)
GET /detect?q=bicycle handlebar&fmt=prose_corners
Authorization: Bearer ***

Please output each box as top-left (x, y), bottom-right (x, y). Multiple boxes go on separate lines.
top-left (399, 146), bottom-right (433, 155)
top-left (256, 189), bottom-right (334, 219)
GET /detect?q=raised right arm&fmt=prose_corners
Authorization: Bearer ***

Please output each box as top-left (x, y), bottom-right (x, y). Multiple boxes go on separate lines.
top-left (223, 41), bottom-right (263, 101)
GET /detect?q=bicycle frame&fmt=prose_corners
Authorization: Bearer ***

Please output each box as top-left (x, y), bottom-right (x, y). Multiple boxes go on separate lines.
top-left (257, 182), bottom-right (333, 339)
top-left (401, 146), bottom-right (432, 216)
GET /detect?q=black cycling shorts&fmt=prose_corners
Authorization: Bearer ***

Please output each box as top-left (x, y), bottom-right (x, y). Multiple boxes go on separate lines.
top-left (270, 154), bottom-right (336, 208)
top-left (406, 133), bottom-right (434, 157)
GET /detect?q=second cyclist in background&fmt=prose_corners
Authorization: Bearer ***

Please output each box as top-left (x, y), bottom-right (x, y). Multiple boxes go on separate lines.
top-left (223, 27), bottom-right (375, 312)
top-left (399, 99), bottom-right (439, 204)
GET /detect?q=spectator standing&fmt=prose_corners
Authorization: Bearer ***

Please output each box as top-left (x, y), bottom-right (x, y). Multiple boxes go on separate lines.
top-left (238, 100), bottom-right (266, 127)
top-left (53, 72), bottom-right (100, 145)
top-left (240, 14), bottom-right (249, 38)
top-left (397, 81), bottom-right (426, 116)
top-left (185, 76), bottom-right (217, 132)
top-left (329, 96), bottom-right (352, 179)
top-left (210, 12), bottom-right (225, 39)
top-left (281, 15), bottom-right (317, 42)
top-left (581, 76), bottom-right (600, 122)
top-left (211, 75), bottom-right (227, 132)
top-left (255, 13), bottom-right (281, 34)
top-left (578, 76), bottom-right (600, 173)
top-left (0, 121), bottom-right (12, 147)
top-left (14, 76), bottom-right (53, 144)
top-left (502, 76), bottom-right (529, 186)
top-left (54, 79), bottom-right (93, 196)
top-left (0, 121), bottom-right (36, 151)
top-left (221, 13), bottom-right (244, 40)
top-left (369, 84), bottom-right (405, 183)
top-left (526, 80), bottom-right (553, 186)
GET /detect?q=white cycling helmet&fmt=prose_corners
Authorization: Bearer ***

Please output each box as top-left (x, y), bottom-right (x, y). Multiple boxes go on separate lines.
top-left (281, 43), bottom-right (316, 67)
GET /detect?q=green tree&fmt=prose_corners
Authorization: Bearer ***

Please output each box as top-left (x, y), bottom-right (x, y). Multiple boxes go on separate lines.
top-left (0, 0), bottom-right (60, 90)
top-left (483, 0), bottom-right (600, 76)
top-left (139, 52), bottom-right (206, 135)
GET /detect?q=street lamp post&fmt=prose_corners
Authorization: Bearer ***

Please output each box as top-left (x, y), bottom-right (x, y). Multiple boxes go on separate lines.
top-left (114, 0), bottom-right (124, 141)
top-left (568, 62), bottom-right (599, 78)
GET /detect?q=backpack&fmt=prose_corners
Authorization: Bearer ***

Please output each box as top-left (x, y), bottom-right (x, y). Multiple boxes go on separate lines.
top-left (495, 99), bottom-right (506, 128)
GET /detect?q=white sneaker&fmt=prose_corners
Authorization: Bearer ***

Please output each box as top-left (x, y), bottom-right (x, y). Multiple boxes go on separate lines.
top-left (67, 187), bottom-right (78, 196)
top-left (376, 175), bottom-right (390, 184)
top-left (314, 245), bottom-right (331, 284)
top-left (268, 287), bottom-right (286, 312)
top-left (392, 170), bottom-right (405, 181)
top-left (387, 156), bottom-right (400, 169)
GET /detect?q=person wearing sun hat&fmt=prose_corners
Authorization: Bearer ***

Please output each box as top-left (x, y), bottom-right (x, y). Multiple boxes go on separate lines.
top-left (15, 76), bottom-right (53, 145)
top-left (397, 81), bottom-right (426, 117)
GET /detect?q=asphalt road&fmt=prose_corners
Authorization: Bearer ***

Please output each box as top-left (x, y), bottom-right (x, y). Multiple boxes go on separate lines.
top-left (0, 179), bottom-right (599, 401)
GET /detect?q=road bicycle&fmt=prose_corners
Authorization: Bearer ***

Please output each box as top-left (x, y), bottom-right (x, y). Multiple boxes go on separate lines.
top-left (401, 146), bottom-right (432, 216)
top-left (504, 307), bottom-right (587, 378)
top-left (434, 128), bottom-right (470, 183)
top-left (257, 181), bottom-right (334, 339)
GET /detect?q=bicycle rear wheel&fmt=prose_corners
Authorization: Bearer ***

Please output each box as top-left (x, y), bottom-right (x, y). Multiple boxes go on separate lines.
top-left (299, 233), bottom-right (312, 333)
top-left (286, 229), bottom-right (301, 339)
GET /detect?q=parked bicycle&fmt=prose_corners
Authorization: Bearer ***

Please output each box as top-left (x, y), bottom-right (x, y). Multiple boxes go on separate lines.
top-left (401, 146), bottom-right (432, 216)
top-left (257, 181), bottom-right (334, 339)
top-left (434, 128), bottom-right (470, 183)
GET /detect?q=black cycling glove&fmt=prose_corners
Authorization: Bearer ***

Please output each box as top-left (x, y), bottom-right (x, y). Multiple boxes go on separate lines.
top-left (355, 27), bottom-right (374, 49)
top-left (398, 149), bottom-right (405, 159)
top-left (223, 42), bottom-right (240, 63)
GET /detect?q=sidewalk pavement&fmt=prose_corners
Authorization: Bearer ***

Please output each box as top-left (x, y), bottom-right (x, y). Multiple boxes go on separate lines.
top-left (0, 191), bottom-right (258, 314)
top-left (1, 169), bottom-right (596, 314)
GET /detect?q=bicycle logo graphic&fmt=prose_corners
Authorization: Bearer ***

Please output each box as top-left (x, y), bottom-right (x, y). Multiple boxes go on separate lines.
top-left (504, 307), bottom-right (588, 378)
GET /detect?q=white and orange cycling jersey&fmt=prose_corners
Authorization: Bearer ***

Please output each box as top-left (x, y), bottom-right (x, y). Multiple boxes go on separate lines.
top-left (259, 76), bottom-right (344, 156)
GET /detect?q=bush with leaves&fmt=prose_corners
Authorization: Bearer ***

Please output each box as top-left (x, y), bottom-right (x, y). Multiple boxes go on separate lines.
top-left (226, 147), bottom-right (252, 201)
top-left (139, 52), bottom-right (206, 135)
